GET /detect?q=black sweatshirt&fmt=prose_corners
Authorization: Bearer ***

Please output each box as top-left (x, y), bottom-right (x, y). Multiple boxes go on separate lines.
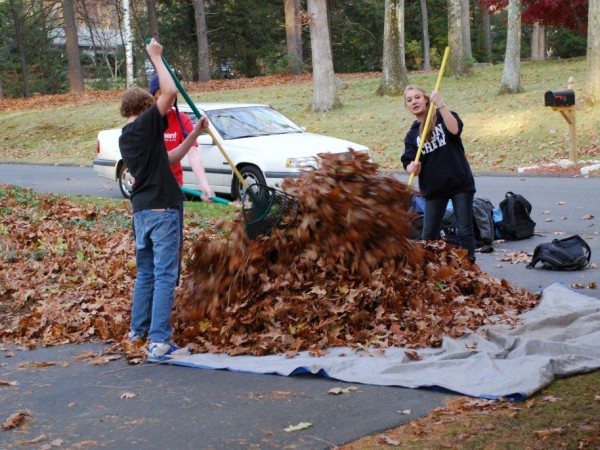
top-left (401, 110), bottom-right (475, 200)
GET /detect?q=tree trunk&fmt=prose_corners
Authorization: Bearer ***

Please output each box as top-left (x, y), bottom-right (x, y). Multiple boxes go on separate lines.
top-left (480, 3), bottom-right (492, 63)
top-left (78, 0), bottom-right (99, 64)
top-left (8, 0), bottom-right (31, 97)
top-left (308, 0), bottom-right (341, 111)
top-left (539, 25), bottom-right (545, 59)
top-left (62, 0), bottom-right (85, 93)
top-left (146, 0), bottom-right (159, 40)
top-left (499, 0), bottom-right (522, 94)
top-left (531, 23), bottom-right (540, 61)
top-left (447, 0), bottom-right (469, 77)
top-left (0, 79), bottom-right (5, 100)
top-left (284, 0), bottom-right (303, 75)
top-left (419, 0), bottom-right (431, 70)
top-left (123, 0), bottom-right (134, 87)
top-left (462, 0), bottom-right (472, 62)
top-left (193, 0), bottom-right (211, 81)
top-left (586, 0), bottom-right (600, 104)
top-left (377, 0), bottom-right (409, 96)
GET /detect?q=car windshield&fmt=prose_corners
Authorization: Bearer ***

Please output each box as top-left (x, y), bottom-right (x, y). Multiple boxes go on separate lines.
top-left (205, 106), bottom-right (303, 140)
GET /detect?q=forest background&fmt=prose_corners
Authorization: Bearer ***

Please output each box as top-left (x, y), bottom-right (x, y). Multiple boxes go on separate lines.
top-left (0, 0), bottom-right (593, 100)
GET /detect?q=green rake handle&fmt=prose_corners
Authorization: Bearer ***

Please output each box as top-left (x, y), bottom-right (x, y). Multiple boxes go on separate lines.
top-left (180, 186), bottom-right (231, 205)
top-left (150, 41), bottom-right (250, 191)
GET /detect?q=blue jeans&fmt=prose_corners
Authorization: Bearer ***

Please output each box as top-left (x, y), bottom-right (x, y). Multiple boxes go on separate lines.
top-left (422, 191), bottom-right (475, 258)
top-left (130, 206), bottom-right (182, 343)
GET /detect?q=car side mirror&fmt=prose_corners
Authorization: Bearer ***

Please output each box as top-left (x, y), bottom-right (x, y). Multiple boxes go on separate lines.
top-left (197, 134), bottom-right (213, 145)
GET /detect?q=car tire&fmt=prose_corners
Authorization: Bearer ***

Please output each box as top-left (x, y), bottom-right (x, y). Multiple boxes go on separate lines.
top-left (118, 162), bottom-right (133, 199)
top-left (232, 165), bottom-right (266, 200)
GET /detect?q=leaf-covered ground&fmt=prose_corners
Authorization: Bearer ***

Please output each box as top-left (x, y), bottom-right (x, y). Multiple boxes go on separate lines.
top-left (0, 154), bottom-right (540, 362)
top-left (0, 73), bottom-right (380, 112)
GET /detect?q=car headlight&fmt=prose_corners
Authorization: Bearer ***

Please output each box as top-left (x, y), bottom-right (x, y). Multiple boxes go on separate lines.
top-left (285, 156), bottom-right (320, 169)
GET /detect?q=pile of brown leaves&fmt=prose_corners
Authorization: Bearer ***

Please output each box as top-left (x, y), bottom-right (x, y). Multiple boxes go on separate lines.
top-left (175, 152), bottom-right (540, 356)
top-left (0, 153), bottom-right (540, 358)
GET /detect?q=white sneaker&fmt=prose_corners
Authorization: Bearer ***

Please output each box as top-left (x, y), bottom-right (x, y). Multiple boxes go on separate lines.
top-left (146, 341), bottom-right (191, 363)
top-left (128, 330), bottom-right (145, 342)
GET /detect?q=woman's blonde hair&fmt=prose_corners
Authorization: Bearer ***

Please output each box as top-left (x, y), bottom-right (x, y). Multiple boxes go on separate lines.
top-left (403, 84), bottom-right (437, 143)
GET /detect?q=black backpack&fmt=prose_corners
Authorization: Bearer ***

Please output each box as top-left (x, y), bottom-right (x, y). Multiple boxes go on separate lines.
top-left (496, 191), bottom-right (536, 240)
top-left (526, 235), bottom-right (592, 270)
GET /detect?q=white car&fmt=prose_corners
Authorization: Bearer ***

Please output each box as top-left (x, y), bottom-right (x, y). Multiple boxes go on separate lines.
top-left (93, 102), bottom-right (370, 200)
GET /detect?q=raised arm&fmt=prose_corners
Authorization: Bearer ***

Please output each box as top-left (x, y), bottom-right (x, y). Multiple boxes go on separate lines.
top-left (430, 90), bottom-right (459, 135)
top-left (146, 38), bottom-right (177, 116)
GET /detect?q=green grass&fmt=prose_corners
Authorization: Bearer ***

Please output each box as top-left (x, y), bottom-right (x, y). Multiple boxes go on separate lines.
top-left (1, 57), bottom-right (598, 170)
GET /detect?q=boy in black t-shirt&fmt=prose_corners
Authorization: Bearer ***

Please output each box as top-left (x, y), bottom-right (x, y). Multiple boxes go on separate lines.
top-left (119, 38), bottom-right (208, 362)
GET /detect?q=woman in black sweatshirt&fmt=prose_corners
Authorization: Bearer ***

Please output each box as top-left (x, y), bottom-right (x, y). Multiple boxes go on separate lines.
top-left (401, 84), bottom-right (476, 261)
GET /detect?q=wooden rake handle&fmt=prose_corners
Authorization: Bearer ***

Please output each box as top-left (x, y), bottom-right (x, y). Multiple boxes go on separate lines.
top-left (407, 46), bottom-right (451, 189)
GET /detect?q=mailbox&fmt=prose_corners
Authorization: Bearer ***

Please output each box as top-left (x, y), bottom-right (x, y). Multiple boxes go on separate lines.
top-left (544, 89), bottom-right (575, 107)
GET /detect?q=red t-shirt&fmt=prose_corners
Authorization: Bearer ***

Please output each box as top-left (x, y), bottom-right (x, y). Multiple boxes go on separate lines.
top-left (163, 108), bottom-right (196, 186)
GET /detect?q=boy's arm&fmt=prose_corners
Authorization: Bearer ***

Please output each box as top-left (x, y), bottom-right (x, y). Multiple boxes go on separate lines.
top-left (146, 38), bottom-right (177, 116)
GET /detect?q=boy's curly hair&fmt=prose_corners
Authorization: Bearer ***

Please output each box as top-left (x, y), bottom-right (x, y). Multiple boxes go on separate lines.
top-left (120, 87), bottom-right (154, 118)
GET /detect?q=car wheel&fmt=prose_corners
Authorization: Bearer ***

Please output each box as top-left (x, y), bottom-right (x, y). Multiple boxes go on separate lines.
top-left (118, 163), bottom-right (133, 199)
top-left (232, 165), bottom-right (266, 200)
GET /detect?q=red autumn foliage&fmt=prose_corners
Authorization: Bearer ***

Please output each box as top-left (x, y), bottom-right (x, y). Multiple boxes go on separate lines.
top-left (482, 0), bottom-right (588, 35)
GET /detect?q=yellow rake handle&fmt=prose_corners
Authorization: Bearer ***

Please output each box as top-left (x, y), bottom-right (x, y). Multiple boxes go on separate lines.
top-left (407, 46), bottom-right (450, 189)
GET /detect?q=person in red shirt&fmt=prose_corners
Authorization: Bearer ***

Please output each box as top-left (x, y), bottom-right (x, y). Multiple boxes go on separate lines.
top-left (148, 74), bottom-right (214, 201)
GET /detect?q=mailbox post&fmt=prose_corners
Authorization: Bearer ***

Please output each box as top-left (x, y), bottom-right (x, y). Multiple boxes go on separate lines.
top-left (544, 77), bottom-right (577, 167)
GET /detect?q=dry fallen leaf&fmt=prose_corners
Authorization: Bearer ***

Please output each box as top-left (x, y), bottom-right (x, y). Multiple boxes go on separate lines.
top-left (21, 434), bottom-right (47, 444)
top-left (405, 350), bottom-right (422, 361)
top-left (284, 422), bottom-right (312, 432)
top-left (2, 411), bottom-right (31, 430)
top-left (327, 386), bottom-right (358, 395)
top-left (378, 434), bottom-right (400, 445)
top-left (40, 438), bottom-right (64, 449)
top-left (533, 427), bottom-right (564, 439)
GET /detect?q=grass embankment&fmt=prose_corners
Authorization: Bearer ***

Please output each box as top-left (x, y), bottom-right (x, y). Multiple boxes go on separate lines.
top-left (0, 57), bottom-right (598, 171)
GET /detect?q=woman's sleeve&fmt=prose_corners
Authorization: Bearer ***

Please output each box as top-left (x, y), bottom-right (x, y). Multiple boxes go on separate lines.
top-left (400, 133), bottom-right (417, 170)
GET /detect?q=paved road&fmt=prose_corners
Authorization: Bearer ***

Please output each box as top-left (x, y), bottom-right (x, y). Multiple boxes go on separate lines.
top-left (0, 163), bottom-right (124, 199)
top-left (1, 164), bottom-right (599, 449)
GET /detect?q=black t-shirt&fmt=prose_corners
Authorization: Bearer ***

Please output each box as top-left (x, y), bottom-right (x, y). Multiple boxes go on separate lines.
top-left (119, 104), bottom-right (185, 212)
top-left (401, 110), bottom-right (475, 200)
